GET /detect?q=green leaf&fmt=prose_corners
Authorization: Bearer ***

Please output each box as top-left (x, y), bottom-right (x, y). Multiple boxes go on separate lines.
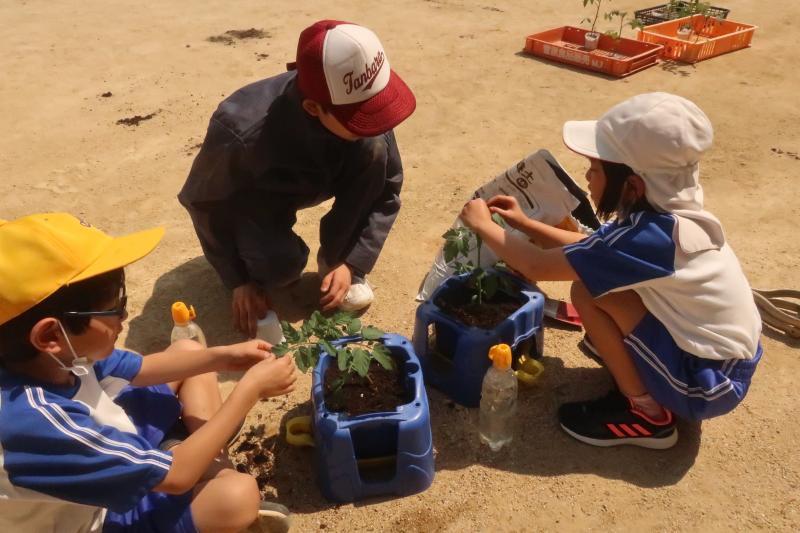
top-left (371, 344), bottom-right (395, 371)
top-left (442, 228), bottom-right (459, 240)
top-left (350, 348), bottom-right (370, 377)
top-left (347, 318), bottom-right (362, 335)
top-left (271, 344), bottom-right (290, 357)
top-left (296, 345), bottom-right (320, 373)
top-left (319, 339), bottom-right (336, 356)
top-left (282, 322), bottom-right (302, 343)
top-left (331, 310), bottom-right (351, 324)
top-left (336, 347), bottom-right (350, 371)
top-left (307, 311), bottom-right (321, 330)
top-left (294, 346), bottom-right (310, 373)
top-left (458, 235), bottom-right (471, 256)
top-left (361, 326), bottom-right (384, 341)
top-left (491, 213), bottom-right (506, 227)
top-left (443, 240), bottom-right (459, 263)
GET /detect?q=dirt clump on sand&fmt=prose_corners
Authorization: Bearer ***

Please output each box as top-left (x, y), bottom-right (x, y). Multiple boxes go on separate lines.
top-left (207, 28), bottom-right (270, 45)
top-left (116, 112), bottom-right (158, 126)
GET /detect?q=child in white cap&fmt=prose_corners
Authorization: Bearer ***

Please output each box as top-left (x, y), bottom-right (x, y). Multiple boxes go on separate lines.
top-left (460, 93), bottom-right (762, 449)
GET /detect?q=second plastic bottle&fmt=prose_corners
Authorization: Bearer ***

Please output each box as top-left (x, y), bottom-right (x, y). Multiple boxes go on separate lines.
top-left (171, 301), bottom-right (207, 347)
top-left (479, 343), bottom-right (518, 451)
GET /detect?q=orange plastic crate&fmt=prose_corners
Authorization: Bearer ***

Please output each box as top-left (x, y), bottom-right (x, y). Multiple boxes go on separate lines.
top-left (638, 15), bottom-right (757, 63)
top-left (524, 26), bottom-right (663, 77)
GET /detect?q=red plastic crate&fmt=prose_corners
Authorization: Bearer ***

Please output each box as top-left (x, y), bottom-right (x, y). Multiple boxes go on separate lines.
top-left (638, 15), bottom-right (757, 63)
top-left (524, 26), bottom-right (663, 77)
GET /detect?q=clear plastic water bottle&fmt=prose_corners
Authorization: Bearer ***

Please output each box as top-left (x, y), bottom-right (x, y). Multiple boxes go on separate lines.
top-left (170, 301), bottom-right (207, 347)
top-left (479, 343), bottom-right (518, 451)
top-left (255, 310), bottom-right (285, 345)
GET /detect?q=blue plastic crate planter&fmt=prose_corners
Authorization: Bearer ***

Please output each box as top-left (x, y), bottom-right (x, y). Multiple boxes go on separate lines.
top-left (311, 334), bottom-right (434, 503)
top-left (413, 270), bottom-right (545, 407)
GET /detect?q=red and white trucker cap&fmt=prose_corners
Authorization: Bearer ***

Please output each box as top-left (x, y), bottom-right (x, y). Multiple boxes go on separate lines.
top-left (294, 20), bottom-right (416, 137)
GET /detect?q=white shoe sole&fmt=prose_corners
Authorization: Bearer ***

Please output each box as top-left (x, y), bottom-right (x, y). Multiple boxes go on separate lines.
top-left (257, 510), bottom-right (291, 533)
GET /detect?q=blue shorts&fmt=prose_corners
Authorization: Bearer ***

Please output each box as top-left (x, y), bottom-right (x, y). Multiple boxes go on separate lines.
top-left (624, 313), bottom-right (762, 421)
top-left (103, 384), bottom-right (198, 533)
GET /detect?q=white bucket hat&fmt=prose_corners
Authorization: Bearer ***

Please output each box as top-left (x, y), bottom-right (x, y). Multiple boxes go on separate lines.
top-left (563, 92), bottom-right (724, 253)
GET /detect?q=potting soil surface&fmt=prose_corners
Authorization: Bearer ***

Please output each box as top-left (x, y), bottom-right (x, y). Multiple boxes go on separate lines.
top-left (435, 296), bottom-right (521, 329)
top-left (323, 359), bottom-right (409, 416)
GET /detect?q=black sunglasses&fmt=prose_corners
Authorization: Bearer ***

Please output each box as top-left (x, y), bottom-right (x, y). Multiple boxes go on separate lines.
top-left (63, 285), bottom-right (128, 318)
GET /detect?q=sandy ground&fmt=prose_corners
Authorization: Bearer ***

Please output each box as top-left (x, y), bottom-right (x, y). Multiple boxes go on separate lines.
top-left (2, 0), bottom-right (799, 531)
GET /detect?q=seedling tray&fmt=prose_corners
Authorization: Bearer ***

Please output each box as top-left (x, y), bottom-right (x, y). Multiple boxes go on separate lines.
top-left (524, 26), bottom-right (663, 77)
top-left (638, 15), bottom-right (757, 63)
top-left (635, 2), bottom-right (730, 26)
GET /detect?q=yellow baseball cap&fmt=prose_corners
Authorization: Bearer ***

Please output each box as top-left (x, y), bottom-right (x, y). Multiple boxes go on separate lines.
top-left (0, 213), bottom-right (164, 325)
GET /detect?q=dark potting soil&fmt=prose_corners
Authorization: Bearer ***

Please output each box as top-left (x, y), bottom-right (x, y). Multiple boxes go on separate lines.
top-left (324, 358), bottom-right (409, 416)
top-left (435, 288), bottom-right (522, 329)
top-left (230, 423), bottom-right (276, 497)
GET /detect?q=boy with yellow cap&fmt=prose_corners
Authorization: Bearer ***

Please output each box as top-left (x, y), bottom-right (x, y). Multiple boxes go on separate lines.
top-left (0, 213), bottom-right (296, 533)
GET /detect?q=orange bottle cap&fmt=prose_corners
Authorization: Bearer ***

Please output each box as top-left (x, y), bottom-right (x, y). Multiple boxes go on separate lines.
top-left (171, 301), bottom-right (196, 324)
top-left (488, 343), bottom-right (512, 370)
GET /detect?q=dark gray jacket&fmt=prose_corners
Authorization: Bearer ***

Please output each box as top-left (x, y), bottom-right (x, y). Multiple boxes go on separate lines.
top-left (178, 71), bottom-right (404, 289)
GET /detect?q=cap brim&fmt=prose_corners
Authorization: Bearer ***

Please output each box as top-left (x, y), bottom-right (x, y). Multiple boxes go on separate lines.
top-left (329, 70), bottom-right (416, 137)
top-left (71, 226), bottom-right (164, 284)
top-left (563, 120), bottom-right (602, 159)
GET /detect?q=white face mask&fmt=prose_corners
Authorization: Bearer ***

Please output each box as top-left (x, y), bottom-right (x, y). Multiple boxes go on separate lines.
top-left (47, 321), bottom-right (92, 377)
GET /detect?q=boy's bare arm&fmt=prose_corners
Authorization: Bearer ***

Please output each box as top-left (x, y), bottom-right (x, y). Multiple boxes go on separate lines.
top-left (131, 341), bottom-right (270, 387)
top-left (154, 355), bottom-right (296, 494)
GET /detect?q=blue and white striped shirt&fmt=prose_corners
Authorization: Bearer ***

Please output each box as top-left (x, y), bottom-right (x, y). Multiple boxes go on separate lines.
top-left (564, 211), bottom-right (761, 361)
top-left (0, 350), bottom-right (172, 533)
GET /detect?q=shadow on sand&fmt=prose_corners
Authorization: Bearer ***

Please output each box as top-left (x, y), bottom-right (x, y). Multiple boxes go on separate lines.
top-left (128, 258), bottom-right (700, 509)
top-left (254, 354), bottom-right (701, 513)
top-left (427, 355), bottom-right (701, 487)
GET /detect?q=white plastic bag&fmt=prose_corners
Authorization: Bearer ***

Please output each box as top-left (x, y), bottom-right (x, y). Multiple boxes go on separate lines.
top-left (416, 149), bottom-right (595, 301)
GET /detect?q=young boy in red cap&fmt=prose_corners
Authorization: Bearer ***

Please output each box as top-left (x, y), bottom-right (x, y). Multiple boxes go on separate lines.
top-left (179, 20), bottom-right (416, 337)
top-left (0, 213), bottom-right (297, 533)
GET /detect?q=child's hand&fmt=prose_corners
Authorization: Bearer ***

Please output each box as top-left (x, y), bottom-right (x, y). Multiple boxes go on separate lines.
top-left (232, 282), bottom-right (270, 338)
top-left (460, 198), bottom-right (493, 232)
top-left (221, 339), bottom-right (274, 372)
top-left (487, 195), bottom-right (527, 230)
top-left (320, 263), bottom-right (352, 311)
top-left (241, 353), bottom-right (297, 399)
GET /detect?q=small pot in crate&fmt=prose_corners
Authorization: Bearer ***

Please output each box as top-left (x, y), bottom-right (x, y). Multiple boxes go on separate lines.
top-left (584, 31), bottom-right (600, 50)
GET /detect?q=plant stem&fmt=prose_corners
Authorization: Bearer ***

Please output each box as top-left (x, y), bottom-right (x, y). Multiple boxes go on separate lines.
top-left (591, 0), bottom-right (602, 33)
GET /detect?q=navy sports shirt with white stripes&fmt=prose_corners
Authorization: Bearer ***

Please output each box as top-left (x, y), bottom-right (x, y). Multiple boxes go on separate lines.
top-left (564, 211), bottom-right (761, 361)
top-left (0, 349), bottom-right (172, 532)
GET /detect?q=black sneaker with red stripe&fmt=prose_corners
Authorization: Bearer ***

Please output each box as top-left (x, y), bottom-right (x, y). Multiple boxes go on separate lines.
top-left (558, 390), bottom-right (678, 449)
